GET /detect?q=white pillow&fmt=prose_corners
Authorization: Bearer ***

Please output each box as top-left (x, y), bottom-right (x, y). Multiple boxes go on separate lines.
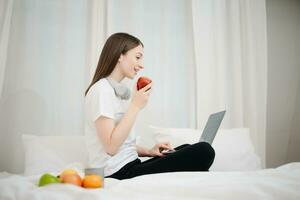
top-left (150, 125), bottom-right (199, 147)
top-left (150, 125), bottom-right (262, 171)
top-left (22, 134), bottom-right (148, 176)
top-left (22, 134), bottom-right (88, 176)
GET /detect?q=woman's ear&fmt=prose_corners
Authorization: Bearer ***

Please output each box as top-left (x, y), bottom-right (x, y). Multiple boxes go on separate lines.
top-left (118, 54), bottom-right (123, 63)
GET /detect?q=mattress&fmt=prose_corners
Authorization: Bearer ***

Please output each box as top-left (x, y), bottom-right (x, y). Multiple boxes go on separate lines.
top-left (0, 162), bottom-right (299, 200)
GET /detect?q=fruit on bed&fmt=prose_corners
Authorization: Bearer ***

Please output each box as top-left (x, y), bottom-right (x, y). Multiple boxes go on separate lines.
top-left (38, 173), bottom-right (61, 187)
top-left (38, 169), bottom-right (103, 189)
top-left (82, 175), bottom-right (103, 188)
top-left (137, 76), bottom-right (152, 90)
top-left (61, 173), bottom-right (82, 187)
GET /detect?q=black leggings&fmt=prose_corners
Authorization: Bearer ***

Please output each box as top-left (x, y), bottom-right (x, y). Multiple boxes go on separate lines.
top-left (106, 142), bottom-right (215, 180)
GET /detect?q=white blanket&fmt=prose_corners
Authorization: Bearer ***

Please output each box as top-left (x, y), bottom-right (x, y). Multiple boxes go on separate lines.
top-left (1, 162), bottom-right (300, 200)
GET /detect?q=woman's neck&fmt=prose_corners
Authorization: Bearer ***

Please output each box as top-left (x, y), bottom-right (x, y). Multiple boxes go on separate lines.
top-left (108, 68), bottom-right (124, 83)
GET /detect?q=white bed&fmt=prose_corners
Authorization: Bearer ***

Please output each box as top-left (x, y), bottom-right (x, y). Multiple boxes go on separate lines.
top-left (0, 127), bottom-right (299, 200)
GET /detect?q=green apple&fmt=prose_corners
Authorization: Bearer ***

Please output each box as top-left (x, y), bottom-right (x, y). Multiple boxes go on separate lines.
top-left (38, 173), bottom-right (61, 187)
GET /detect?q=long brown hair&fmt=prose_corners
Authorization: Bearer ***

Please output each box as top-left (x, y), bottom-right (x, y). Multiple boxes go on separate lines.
top-left (85, 32), bottom-right (144, 96)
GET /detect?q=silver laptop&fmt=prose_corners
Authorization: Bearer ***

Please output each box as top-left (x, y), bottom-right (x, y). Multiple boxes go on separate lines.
top-left (199, 110), bottom-right (226, 144)
top-left (162, 110), bottom-right (226, 154)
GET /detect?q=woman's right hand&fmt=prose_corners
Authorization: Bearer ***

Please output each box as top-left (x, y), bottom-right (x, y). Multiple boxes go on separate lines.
top-left (130, 82), bottom-right (153, 110)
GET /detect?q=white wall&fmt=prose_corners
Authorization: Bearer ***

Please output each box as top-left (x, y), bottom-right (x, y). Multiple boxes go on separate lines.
top-left (266, 0), bottom-right (300, 168)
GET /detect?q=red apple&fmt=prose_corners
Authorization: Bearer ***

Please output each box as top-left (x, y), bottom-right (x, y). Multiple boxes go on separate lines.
top-left (137, 76), bottom-right (152, 90)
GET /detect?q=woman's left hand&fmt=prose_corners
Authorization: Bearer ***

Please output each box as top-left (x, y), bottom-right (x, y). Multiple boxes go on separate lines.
top-left (148, 142), bottom-right (174, 157)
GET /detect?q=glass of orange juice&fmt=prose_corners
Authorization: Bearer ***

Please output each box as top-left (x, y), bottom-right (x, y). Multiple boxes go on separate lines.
top-left (84, 167), bottom-right (104, 188)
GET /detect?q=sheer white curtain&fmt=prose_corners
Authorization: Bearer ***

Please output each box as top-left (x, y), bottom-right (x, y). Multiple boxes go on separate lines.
top-left (86, 0), bottom-right (107, 85)
top-left (191, 0), bottom-right (267, 167)
top-left (0, 0), bottom-right (13, 97)
top-left (0, 0), bottom-right (267, 173)
top-left (0, 0), bottom-right (88, 173)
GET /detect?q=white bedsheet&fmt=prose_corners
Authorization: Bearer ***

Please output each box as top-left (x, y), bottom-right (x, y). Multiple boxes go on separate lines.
top-left (1, 162), bottom-right (299, 200)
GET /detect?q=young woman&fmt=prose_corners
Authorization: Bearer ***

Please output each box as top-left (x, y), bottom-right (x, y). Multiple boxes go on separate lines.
top-left (84, 32), bottom-right (215, 180)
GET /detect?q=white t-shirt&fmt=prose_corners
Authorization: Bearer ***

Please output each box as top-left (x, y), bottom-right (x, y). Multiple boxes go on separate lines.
top-left (84, 78), bottom-right (138, 176)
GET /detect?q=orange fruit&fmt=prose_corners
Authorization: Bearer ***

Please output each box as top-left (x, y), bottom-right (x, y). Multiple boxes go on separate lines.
top-left (82, 175), bottom-right (103, 188)
top-left (61, 174), bottom-right (82, 187)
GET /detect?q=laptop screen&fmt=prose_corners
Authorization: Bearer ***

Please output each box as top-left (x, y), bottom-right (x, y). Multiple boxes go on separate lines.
top-left (199, 110), bottom-right (226, 144)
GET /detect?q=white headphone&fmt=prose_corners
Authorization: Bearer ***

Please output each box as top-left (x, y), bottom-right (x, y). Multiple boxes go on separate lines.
top-left (106, 78), bottom-right (131, 100)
